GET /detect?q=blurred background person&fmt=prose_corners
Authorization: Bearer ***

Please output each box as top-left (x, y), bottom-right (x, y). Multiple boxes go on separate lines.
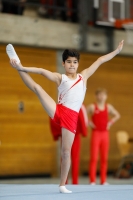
top-left (87, 88), bottom-right (120, 185)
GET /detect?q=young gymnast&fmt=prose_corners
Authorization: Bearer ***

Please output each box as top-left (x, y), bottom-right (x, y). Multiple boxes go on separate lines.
top-left (6, 40), bottom-right (124, 193)
top-left (87, 88), bottom-right (120, 185)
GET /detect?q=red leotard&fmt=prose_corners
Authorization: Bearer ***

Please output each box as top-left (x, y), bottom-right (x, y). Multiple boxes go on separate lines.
top-left (89, 104), bottom-right (109, 184)
top-left (92, 104), bottom-right (108, 131)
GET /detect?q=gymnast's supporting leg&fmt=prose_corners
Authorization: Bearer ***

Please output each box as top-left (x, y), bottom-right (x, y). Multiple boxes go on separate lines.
top-left (59, 128), bottom-right (75, 193)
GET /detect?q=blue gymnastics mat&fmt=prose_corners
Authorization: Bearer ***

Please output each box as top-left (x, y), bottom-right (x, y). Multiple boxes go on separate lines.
top-left (0, 184), bottom-right (133, 200)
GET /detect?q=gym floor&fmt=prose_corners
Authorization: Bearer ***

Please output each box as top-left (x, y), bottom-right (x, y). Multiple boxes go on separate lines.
top-left (0, 177), bottom-right (133, 200)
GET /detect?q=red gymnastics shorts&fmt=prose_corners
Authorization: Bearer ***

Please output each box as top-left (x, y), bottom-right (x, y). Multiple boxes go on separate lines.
top-left (51, 104), bottom-right (79, 134)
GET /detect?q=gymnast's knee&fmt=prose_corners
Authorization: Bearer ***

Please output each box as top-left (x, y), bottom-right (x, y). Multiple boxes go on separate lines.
top-left (34, 84), bottom-right (42, 94)
top-left (61, 149), bottom-right (71, 161)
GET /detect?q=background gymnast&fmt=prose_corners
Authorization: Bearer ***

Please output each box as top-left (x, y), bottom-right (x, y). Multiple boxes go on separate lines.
top-left (87, 88), bottom-right (120, 185)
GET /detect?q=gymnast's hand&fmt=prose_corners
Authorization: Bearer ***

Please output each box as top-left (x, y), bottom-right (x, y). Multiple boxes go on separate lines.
top-left (107, 121), bottom-right (112, 130)
top-left (10, 59), bottom-right (23, 71)
top-left (117, 40), bottom-right (124, 53)
top-left (88, 121), bottom-right (96, 129)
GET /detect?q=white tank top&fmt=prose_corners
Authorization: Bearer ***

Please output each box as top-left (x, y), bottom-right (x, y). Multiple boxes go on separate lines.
top-left (58, 74), bottom-right (86, 112)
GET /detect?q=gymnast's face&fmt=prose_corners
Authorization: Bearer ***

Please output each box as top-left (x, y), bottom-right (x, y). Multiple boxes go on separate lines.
top-left (62, 57), bottom-right (79, 74)
top-left (96, 92), bottom-right (108, 103)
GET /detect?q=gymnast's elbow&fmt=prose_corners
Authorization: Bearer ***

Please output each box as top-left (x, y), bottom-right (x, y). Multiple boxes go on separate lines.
top-left (97, 57), bottom-right (104, 65)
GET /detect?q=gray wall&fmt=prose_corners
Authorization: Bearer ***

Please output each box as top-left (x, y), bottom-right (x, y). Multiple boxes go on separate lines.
top-left (0, 13), bottom-right (133, 55)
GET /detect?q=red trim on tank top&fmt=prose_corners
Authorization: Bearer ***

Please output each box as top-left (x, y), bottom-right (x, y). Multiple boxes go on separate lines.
top-left (69, 75), bottom-right (82, 89)
top-left (58, 75), bottom-right (82, 102)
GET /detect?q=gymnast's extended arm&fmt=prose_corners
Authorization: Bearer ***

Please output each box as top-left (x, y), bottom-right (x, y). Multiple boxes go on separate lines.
top-left (80, 40), bottom-right (124, 82)
top-left (10, 59), bottom-right (61, 85)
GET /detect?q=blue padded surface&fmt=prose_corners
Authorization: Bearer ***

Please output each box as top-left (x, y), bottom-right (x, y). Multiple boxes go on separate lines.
top-left (0, 184), bottom-right (133, 200)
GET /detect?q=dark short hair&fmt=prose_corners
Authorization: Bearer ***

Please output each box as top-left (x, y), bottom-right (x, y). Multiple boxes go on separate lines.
top-left (62, 49), bottom-right (80, 62)
top-left (95, 88), bottom-right (107, 95)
